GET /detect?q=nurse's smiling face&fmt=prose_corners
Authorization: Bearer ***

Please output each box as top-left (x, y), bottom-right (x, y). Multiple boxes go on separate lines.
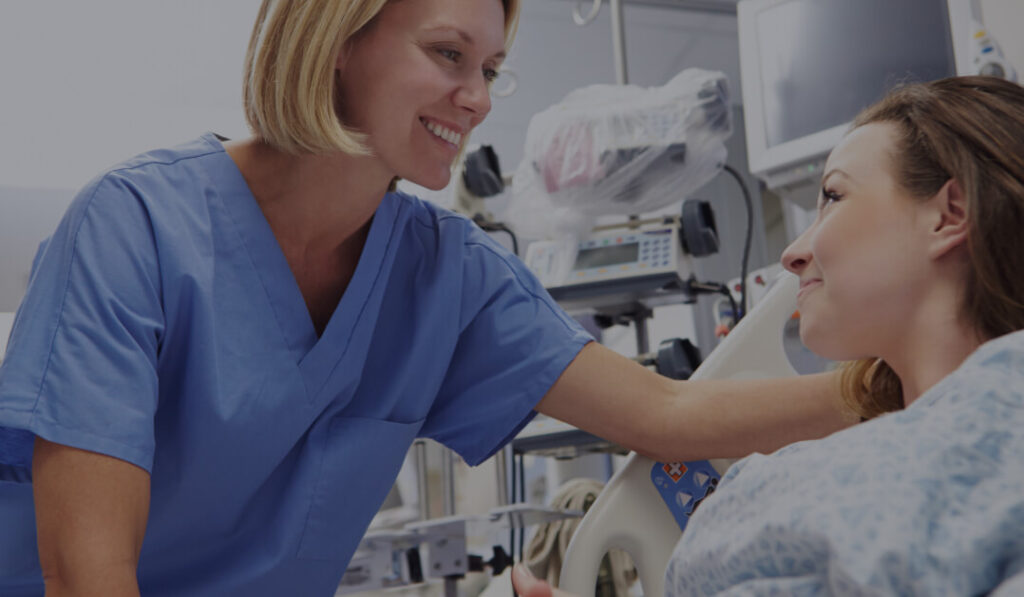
top-left (781, 123), bottom-right (935, 361)
top-left (335, 0), bottom-right (506, 190)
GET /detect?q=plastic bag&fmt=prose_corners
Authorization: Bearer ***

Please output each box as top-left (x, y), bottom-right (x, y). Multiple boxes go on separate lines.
top-left (507, 68), bottom-right (731, 240)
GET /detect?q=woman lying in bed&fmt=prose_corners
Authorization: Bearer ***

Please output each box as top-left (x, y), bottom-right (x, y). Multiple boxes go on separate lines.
top-left (514, 75), bottom-right (1024, 596)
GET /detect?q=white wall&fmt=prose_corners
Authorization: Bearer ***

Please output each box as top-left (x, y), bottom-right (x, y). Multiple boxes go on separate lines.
top-left (0, 1), bottom-right (255, 191)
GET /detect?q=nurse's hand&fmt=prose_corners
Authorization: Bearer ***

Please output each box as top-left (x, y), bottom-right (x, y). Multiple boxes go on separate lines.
top-left (33, 437), bottom-right (150, 597)
top-left (511, 564), bottom-right (580, 597)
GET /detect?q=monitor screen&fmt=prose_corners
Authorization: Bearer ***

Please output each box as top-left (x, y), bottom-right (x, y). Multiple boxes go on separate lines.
top-left (755, 0), bottom-right (956, 150)
top-left (738, 0), bottom-right (971, 191)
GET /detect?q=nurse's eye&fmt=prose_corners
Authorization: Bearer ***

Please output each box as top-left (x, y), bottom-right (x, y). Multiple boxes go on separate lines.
top-left (483, 68), bottom-right (499, 83)
top-left (436, 47), bottom-right (461, 62)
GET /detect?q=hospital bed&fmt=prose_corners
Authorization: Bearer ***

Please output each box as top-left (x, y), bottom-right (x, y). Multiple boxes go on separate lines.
top-left (558, 272), bottom-right (801, 596)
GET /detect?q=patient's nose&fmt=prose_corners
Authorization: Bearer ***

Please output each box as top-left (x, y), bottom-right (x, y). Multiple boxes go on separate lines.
top-left (781, 229), bottom-right (812, 274)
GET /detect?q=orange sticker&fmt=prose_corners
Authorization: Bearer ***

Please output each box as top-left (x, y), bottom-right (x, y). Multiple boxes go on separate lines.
top-left (662, 462), bottom-right (687, 483)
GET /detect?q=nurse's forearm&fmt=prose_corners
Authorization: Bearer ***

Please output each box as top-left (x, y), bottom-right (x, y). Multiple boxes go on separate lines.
top-left (538, 342), bottom-right (855, 462)
top-left (34, 438), bottom-right (149, 597)
top-left (650, 372), bottom-right (856, 461)
top-left (43, 569), bottom-right (140, 597)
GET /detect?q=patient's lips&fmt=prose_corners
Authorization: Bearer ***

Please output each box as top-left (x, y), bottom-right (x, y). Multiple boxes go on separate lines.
top-left (797, 278), bottom-right (822, 301)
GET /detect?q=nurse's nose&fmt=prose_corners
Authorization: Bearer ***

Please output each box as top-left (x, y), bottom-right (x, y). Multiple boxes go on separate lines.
top-left (781, 226), bottom-right (813, 275)
top-left (455, 74), bottom-right (492, 124)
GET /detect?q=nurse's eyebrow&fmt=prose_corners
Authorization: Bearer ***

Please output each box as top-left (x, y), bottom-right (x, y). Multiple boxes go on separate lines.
top-left (424, 25), bottom-right (507, 60)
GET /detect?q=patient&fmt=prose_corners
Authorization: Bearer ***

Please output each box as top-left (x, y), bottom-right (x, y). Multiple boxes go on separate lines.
top-left (513, 75), bottom-right (1024, 596)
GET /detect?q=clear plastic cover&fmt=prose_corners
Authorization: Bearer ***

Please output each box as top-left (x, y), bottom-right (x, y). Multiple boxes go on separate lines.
top-left (507, 69), bottom-right (732, 240)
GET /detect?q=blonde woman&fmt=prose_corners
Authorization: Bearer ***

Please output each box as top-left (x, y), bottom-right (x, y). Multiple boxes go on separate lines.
top-left (0, 0), bottom-right (848, 595)
top-left (514, 76), bottom-right (1024, 597)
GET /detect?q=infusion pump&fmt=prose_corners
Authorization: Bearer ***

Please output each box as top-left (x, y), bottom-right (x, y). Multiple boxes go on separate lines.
top-left (527, 226), bottom-right (681, 287)
top-left (524, 200), bottom-right (718, 309)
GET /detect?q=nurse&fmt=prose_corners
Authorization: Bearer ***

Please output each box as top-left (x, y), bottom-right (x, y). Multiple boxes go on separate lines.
top-left (0, 0), bottom-right (848, 595)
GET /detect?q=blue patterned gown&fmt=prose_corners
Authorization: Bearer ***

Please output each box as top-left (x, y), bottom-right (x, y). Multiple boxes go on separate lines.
top-left (666, 330), bottom-right (1024, 596)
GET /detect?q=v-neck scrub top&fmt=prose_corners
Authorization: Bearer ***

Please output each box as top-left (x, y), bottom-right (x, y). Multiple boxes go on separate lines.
top-left (0, 134), bottom-right (592, 596)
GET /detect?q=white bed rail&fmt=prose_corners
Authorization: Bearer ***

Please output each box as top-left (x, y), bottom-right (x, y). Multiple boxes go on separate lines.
top-left (559, 272), bottom-right (801, 596)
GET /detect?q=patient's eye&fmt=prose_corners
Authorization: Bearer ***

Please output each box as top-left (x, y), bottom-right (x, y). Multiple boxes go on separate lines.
top-left (819, 187), bottom-right (842, 210)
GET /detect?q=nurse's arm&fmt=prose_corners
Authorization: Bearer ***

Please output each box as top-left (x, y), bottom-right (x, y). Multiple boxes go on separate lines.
top-left (535, 342), bottom-right (853, 462)
top-left (33, 437), bottom-right (150, 597)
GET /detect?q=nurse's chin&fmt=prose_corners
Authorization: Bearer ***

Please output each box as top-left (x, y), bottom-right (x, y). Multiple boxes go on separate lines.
top-left (404, 169), bottom-right (453, 192)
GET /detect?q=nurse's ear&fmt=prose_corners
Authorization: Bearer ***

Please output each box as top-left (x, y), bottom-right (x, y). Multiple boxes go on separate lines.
top-left (925, 178), bottom-right (969, 261)
top-left (335, 41), bottom-right (352, 73)
top-left (335, 35), bottom-right (360, 73)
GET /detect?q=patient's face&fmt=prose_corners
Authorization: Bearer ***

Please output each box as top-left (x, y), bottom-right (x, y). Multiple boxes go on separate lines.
top-left (781, 123), bottom-right (934, 361)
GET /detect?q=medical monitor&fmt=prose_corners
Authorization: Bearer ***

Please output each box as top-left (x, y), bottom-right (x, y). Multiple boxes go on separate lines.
top-left (738, 0), bottom-right (976, 192)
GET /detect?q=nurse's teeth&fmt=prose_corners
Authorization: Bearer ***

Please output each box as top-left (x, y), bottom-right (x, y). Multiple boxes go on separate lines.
top-left (422, 119), bottom-right (462, 145)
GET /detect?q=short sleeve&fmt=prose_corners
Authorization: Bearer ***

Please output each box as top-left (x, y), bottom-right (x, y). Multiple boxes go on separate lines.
top-left (419, 228), bottom-right (592, 465)
top-left (0, 173), bottom-right (164, 478)
top-left (993, 566), bottom-right (1024, 597)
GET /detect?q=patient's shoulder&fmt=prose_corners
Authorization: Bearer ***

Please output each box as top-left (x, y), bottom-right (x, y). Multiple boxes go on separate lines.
top-left (965, 328), bottom-right (1024, 371)
top-left (920, 328), bottom-right (1024, 413)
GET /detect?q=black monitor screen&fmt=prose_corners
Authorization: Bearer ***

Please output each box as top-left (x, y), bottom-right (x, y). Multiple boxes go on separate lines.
top-left (756, 0), bottom-right (956, 148)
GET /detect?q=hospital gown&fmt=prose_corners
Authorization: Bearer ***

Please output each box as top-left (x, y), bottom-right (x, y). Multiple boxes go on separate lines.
top-left (666, 329), bottom-right (1024, 596)
top-left (0, 133), bottom-right (592, 596)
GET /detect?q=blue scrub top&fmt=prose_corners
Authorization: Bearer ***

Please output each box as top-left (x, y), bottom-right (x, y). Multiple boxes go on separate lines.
top-left (0, 134), bottom-right (592, 596)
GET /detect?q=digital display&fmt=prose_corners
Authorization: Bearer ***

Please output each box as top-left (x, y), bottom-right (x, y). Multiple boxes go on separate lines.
top-left (573, 243), bottom-right (640, 270)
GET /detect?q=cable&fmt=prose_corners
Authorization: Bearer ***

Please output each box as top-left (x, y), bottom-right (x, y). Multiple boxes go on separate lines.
top-left (510, 452), bottom-right (518, 571)
top-left (518, 454), bottom-right (526, 563)
top-left (687, 279), bottom-right (738, 328)
top-left (721, 164), bottom-right (753, 322)
top-left (474, 216), bottom-right (520, 256)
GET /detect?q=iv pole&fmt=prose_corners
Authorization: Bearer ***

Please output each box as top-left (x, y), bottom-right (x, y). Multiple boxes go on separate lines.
top-left (573, 0), bottom-right (629, 84)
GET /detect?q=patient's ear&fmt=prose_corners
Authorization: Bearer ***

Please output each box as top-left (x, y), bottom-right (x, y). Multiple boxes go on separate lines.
top-left (926, 178), bottom-right (969, 260)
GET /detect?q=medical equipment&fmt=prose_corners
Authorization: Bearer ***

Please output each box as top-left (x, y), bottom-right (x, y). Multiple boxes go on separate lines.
top-left (738, 0), bottom-right (1013, 200)
top-left (506, 69), bottom-right (731, 241)
top-left (524, 199), bottom-right (719, 314)
top-left (337, 505), bottom-right (583, 594)
top-left (971, 24), bottom-right (1016, 81)
top-left (558, 271), bottom-right (801, 596)
top-left (454, 145), bottom-right (521, 255)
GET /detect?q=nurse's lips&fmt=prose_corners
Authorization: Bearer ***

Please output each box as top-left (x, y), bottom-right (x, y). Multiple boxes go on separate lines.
top-left (419, 116), bottom-right (465, 150)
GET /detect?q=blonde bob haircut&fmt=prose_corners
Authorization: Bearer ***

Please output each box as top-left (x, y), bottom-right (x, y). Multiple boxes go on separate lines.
top-left (244, 0), bottom-right (521, 156)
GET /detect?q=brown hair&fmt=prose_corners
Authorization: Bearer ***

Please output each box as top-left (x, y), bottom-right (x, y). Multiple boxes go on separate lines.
top-left (838, 76), bottom-right (1024, 419)
top-left (244, 0), bottom-right (520, 156)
